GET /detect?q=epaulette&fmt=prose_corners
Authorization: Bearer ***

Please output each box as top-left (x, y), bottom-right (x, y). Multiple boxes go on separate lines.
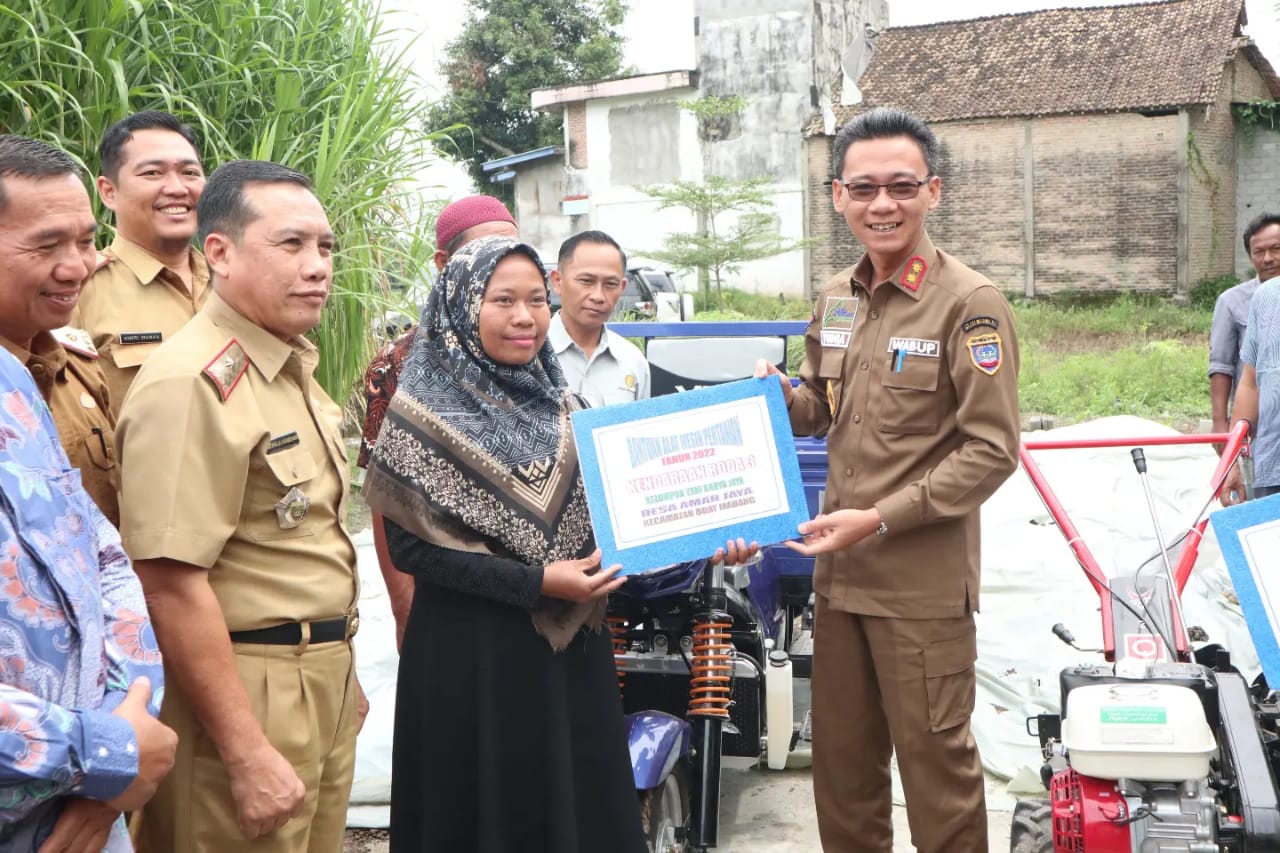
top-left (93, 252), bottom-right (113, 273)
top-left (50, 327), bottom-right (99, 359)
top-left (202, 339), bottom-right (249, 402)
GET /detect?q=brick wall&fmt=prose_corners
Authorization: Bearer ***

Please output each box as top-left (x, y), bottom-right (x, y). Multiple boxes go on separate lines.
top-left (805, 111), bottom-right (1182, 294)
top-left (1186, 65), bottom-right (1242, 287)
top-left (566, 102), bottom-right (588, 169)
top-left (805, 136), bottom-right (862, 291)
top-left (928, 119), bottom-right (1026, 292)
top-left (1031, 113), bottom-right (1179, 292)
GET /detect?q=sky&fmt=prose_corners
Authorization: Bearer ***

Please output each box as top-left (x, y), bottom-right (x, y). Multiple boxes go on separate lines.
top-left (385, 0), bottom-right (1280, 197)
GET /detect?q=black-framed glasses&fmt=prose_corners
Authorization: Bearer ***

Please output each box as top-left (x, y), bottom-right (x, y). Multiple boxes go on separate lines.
top-left (838, 177), bottom-right (932, 202)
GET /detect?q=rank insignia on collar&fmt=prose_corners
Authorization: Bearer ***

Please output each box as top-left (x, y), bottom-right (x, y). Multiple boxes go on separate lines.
top-left (275, 486), bottom-right (311, 529)
top-left (202, 339), bottom-right (249, 402)
top-left (900, 256), bottom-right (927, 291)
top-left (51, 327), bottom-right (98, 359)
top-left (967, 332), bottom-right (1003, 375)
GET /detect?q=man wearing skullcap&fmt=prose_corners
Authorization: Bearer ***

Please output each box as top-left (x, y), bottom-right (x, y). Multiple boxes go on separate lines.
top-left (358, 195), bottom-right (517, 649)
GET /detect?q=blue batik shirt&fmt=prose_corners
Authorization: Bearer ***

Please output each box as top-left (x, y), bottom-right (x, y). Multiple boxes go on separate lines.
top-left (0, 348), bottom-right (164, 851)
top-left (1242, 276), bottom-right (1280, 489)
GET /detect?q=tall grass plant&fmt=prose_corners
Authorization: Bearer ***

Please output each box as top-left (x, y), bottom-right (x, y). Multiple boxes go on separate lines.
top-left (0, 0), bottom-right (437, 403)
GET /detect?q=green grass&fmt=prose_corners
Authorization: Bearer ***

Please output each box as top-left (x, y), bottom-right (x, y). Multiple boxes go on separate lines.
top-left (1020, 340), bottom-right (1208, 423)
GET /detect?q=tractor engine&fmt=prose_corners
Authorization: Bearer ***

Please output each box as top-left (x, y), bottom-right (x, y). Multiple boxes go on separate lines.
top-left (1051, 677), bottom-right (1220, 852)
top-left (1049, 769), bottom-right (1219, 852)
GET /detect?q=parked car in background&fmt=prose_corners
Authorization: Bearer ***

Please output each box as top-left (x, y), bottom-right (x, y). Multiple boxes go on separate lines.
top-left (625, 266), bottom-right (694, 321)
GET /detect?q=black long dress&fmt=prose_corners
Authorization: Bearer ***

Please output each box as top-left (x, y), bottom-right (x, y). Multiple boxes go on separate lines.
top-left (385, 521), bottom-right (647, 853)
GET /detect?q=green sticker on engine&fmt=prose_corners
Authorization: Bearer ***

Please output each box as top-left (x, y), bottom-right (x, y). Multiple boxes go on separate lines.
top-left (1100, 706), bottom-right (1167, 725)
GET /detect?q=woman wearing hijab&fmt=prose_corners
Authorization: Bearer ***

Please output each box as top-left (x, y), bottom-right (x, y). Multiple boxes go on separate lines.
top-left (363, 236), bottom-right (646, 852)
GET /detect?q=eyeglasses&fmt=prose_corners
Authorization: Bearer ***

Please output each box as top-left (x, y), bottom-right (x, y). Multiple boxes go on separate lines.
top-left (838, 177), bottom-right (932, 202)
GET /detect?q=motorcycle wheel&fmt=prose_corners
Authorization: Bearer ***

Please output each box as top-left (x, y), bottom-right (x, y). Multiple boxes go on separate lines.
top-left (643, 765), bottom-right (691, 853)
top-left (1009, 798), bottom-right (1052, 853)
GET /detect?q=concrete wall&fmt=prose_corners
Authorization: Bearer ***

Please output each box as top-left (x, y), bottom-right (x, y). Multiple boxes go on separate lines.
top-left (511, 157), bottom-right (574, 263)
top-left (805, 112), bottom-right (1183, 295)
top-left (1232, 55), bottom-right (1280, 276)
top-left (1237, 125), bottom-right (1280, 274)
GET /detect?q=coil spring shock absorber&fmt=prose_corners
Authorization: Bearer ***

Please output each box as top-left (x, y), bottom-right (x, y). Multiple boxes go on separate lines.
top-left (688, 618), bottom-right (733, 717)
top-left (606, 616), bottom-right (628, 692)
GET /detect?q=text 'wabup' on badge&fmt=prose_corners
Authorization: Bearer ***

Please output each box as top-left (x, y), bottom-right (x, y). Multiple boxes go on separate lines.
top-left (820, 296), bottom-right (858, 349)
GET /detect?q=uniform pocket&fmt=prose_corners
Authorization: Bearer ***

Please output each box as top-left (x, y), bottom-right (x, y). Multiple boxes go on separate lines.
top-left (818, 350), bottom-right (845, 417)
top-left (877, 357), bottom-right (941, 435)
top-left (246, 446), bottom-right (319, 541)
top-left (922, 632), bottom-right (976, 733)
top-left (79, 431), bottom-right (117, 471)
top-left (108, 341), bottom-right (162, 369)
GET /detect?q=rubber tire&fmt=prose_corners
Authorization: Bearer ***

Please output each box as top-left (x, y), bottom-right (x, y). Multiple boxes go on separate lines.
top-left (643, 765), bottom-right (691, 853)
top-left (1009, 798), bottom-right (1053, 853)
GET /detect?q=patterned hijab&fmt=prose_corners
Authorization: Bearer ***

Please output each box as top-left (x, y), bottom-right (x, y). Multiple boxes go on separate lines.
top-left (363, 236), bottom-right (601, 647)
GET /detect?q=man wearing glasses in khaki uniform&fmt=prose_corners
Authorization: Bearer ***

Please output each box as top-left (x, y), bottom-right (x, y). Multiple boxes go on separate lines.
top-left (117, 160), bottom-right (366, 852)
top-left (758, 107), bottom-right (1021, 853)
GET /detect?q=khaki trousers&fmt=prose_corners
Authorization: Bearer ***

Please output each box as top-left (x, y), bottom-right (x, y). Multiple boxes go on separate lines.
top-left (812, 595), bottom-right (987, 853)
top-left (139, 640), bottom-right (359, 853)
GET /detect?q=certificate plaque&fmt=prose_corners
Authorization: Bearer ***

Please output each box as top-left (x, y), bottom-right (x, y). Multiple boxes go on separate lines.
top-left (1209, 493), bottom-right (1280, 686)
top-left (571, 377), bottom-right (810, 574)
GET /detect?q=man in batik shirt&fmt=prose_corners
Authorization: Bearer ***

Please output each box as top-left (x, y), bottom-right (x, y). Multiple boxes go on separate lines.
top-left (0, 347), bottom-right (175, 851)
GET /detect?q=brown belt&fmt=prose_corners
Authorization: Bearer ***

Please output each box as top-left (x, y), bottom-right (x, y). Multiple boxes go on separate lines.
top-left (229, 614), bottom-right (357, 645)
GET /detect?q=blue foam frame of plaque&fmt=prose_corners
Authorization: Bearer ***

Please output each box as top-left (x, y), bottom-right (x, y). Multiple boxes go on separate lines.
top-left (1209, 492), bottom-right (1280, 687)
top-left (570, 377), bottom-right (810, 575)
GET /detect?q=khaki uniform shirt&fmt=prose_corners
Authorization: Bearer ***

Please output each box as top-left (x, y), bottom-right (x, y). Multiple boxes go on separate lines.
top-left (547, 313), bottom-right (651, 406)
top-left (2, 330), bottom-right (119, 526)
top-left (789, 233), bottom-right (1021, 619)
top-left (116, 292), bottom-right (357, 632)
top-left (71, 234), bottom-right (210, 411)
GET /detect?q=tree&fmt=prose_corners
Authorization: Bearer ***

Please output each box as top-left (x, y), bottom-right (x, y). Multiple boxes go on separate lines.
top-left (0, 0), bottom-right (437, 404)
top-left (428, 0), bottom-right (628, 186)
top-left (640, 176), bottom-right (812, 305)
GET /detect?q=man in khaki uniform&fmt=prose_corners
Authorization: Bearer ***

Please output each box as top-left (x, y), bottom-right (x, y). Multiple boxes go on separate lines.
top-left (116, 160), bottom-right (365, 852)
top-left (72, 110), bottom-right (209, 410)
top-left (0, 135), bottom-right (121, 524)
top-left (759, 108), bottom-right (1021, 852)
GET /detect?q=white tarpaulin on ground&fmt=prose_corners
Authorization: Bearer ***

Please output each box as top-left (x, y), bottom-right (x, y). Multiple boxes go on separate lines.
top-left (347, 416), bottom-right (1261, 825)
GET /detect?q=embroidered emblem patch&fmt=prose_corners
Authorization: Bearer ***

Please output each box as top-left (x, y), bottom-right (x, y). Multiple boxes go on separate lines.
top-left (820, 296), bottom-right (859, 349)
top-left (900, 256), bottom-right (927, 291)
top-left (961, 315), bottom-right (1000, 334)
top-left (967, 333), bottom-right (1003, 375)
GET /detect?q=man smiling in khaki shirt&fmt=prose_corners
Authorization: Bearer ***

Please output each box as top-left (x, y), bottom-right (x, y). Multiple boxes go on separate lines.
top-left (71, 111), bottom-right (209, 410)
top-left (117, 160), bottom-right (364, 852)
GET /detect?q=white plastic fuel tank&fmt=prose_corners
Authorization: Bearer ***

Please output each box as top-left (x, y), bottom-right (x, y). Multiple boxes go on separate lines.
top-left (1061, 682), bottom-right (1215, 781)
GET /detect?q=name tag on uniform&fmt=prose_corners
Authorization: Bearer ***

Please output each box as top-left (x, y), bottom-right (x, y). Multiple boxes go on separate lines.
top-left (119, 331), bottom-right (163, 345)
top-left (266, 432), bottom-right (301, 454)
top-left (820, 296), bottom-right (859, 349)
top-left (887, 337), bottom-right (940, 358)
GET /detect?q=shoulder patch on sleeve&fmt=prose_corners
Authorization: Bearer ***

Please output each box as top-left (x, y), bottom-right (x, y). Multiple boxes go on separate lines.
top-left (202, 339), bottom-right (249, 402)
top-left (960, 315), bottom-right (1000, 334)
top-left (50, 327), bottom-right (99, 359)
top-left (93, 252), bottom-right (113, 273)
top-left (966, 332), bottom-right (1003, 375)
